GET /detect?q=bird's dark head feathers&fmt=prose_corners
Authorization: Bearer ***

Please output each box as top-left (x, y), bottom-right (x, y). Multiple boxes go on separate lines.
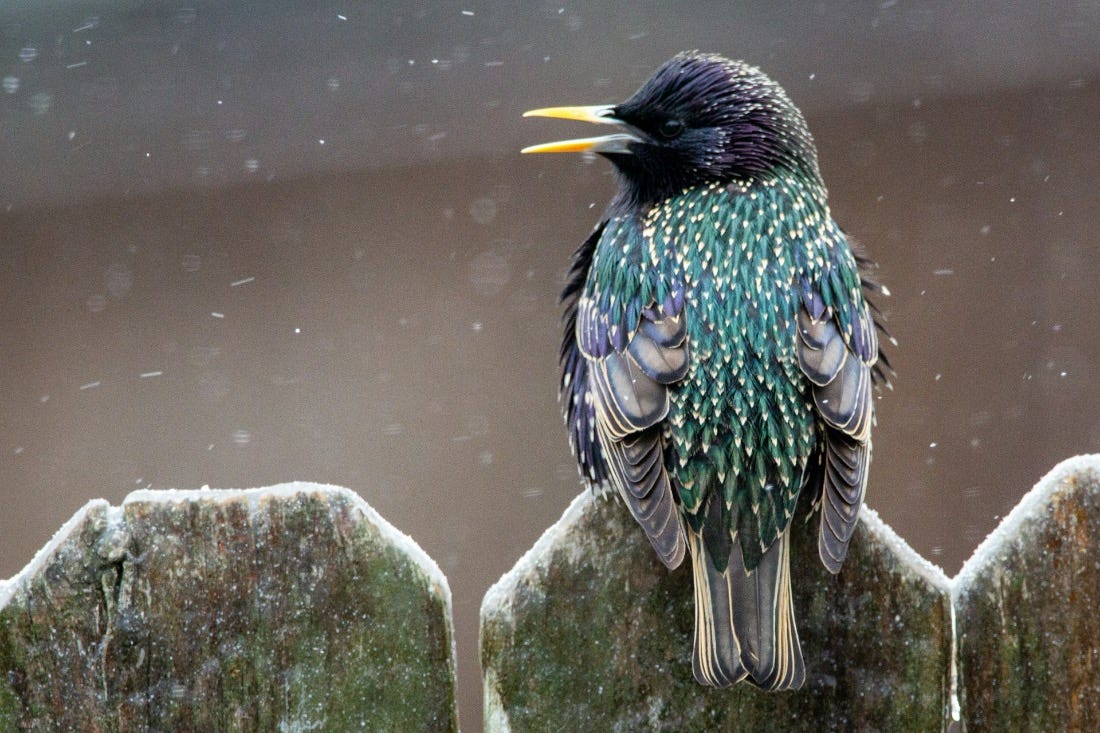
top-left (608, 52), bottom-right (822, 204)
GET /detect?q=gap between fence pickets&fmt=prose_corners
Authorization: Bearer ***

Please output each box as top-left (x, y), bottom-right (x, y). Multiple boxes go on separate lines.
top-left (488, 453), bottom-right (1100, 726)
top-left (948, 600), bottom-right (961, 723)
top-left (828, 455), bottom-right (1099, 725)
top-left (4, 456), bottom-right (1096, 728)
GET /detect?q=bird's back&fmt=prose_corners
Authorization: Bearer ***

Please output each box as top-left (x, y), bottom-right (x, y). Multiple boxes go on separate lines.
top-left (585, 175), bottom-right (864, 570)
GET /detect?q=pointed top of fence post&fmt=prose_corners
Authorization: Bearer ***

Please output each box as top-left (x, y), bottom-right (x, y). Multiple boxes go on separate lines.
top-left (954, 454), bottom-right (1100, 731)
top-left (481, 490), bottom-right (953, 731)
top-left (0, 484), bottom-right (460, 732)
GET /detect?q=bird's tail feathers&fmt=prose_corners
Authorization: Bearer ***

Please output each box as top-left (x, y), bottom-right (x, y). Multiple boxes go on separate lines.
top-left (689, 529), bottom-right (806, 690)
top-left (689, 530), bottom-right (747, 687)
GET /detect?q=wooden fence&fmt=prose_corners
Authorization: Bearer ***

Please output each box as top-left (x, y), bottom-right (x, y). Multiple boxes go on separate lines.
top-left (2, 457), bottom-right (1097, 731)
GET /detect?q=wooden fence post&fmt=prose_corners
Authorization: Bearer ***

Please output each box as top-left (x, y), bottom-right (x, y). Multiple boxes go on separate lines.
top-left (481, 455), bottom-right (1100, 731)
top-left (3, 458), bottom-right (1097, 730)
top-left (955, 456), bottom-right (1100, 732)
top-left (0, 484), bottom-right (459, 731)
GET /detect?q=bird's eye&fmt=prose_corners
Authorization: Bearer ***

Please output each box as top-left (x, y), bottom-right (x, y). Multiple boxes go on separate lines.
top-left (658, 118), bottom-right (684, 139)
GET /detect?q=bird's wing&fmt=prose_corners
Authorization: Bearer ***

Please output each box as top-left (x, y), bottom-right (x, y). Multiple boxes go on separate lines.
top-left (560, 224), bottom-right (609, 486)
top-left (565, 262), bottom-right (689, 568)
top-left (795, 281), bottom-right (877, 573)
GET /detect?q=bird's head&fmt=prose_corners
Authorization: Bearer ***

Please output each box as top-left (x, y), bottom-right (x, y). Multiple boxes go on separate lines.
top-left (523, 52), bottom-right (822, 205)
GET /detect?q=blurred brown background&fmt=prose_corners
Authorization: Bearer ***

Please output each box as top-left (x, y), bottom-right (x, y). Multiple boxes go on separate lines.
top-left (2, 2), bottom-right (1098, 728)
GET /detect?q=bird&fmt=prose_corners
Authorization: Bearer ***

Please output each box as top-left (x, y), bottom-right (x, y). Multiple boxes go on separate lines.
top-left (522, 51), bottom-right (891, 690)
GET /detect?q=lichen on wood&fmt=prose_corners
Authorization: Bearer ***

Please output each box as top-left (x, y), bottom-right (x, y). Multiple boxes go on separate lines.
top-left (0, 483), bottom-right (458, 732)
top-left (480, 489), bottom-right (953, 731)
top-left (954, 456), bottom-right (1100, 732)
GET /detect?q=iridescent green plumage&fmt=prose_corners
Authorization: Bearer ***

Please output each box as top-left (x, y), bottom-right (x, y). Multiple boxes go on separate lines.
top-left (530, 52), bottom-right (890, 691)
top-left (638, 179), bottom-right (863, 566)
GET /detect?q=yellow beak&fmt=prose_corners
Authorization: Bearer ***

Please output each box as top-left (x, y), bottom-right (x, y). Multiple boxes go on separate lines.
top-left (522, 105), bottom-right (619, 124)
top-left (521, 105), bottom-right (639, 155)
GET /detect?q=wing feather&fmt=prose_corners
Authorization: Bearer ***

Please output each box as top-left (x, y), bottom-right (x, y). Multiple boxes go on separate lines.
top-left (560, 225), bottom-right (608, 486)
top-left (583, 298), bottom-right (690, 569)
top-left (796, 287), bottom-right (877, 574)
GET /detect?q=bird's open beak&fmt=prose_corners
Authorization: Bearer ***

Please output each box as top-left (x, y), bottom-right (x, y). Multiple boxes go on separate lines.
top-left (522, 105), bottom-right (639, 155)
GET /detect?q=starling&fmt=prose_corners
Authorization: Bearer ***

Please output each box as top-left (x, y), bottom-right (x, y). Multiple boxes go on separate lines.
top-left (523, 52), bottom-right (891, 690)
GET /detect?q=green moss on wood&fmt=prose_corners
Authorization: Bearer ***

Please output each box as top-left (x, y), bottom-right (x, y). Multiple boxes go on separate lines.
top-left (481, 490), bottom-right (952, 731)
top-left (955, 457), bottom-right (1100, 732)
top-left (0, 485), bottom-right (458, 732)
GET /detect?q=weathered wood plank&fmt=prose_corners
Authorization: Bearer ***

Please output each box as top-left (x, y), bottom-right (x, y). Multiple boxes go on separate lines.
top-left (954, 455), bottom-right (1100, 732)
top-left (481, 490), bottom-right (954, 731)
top-left (0, 484), bottom-right (458, 732)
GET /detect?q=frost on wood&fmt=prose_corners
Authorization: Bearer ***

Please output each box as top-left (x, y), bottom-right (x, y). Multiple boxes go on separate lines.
top-left (954, 455), bottom-right (1100, 732)
top-left (0, 483), bottom-right (458, 732)
top-left (480, 490), bottom-right (953, 732)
